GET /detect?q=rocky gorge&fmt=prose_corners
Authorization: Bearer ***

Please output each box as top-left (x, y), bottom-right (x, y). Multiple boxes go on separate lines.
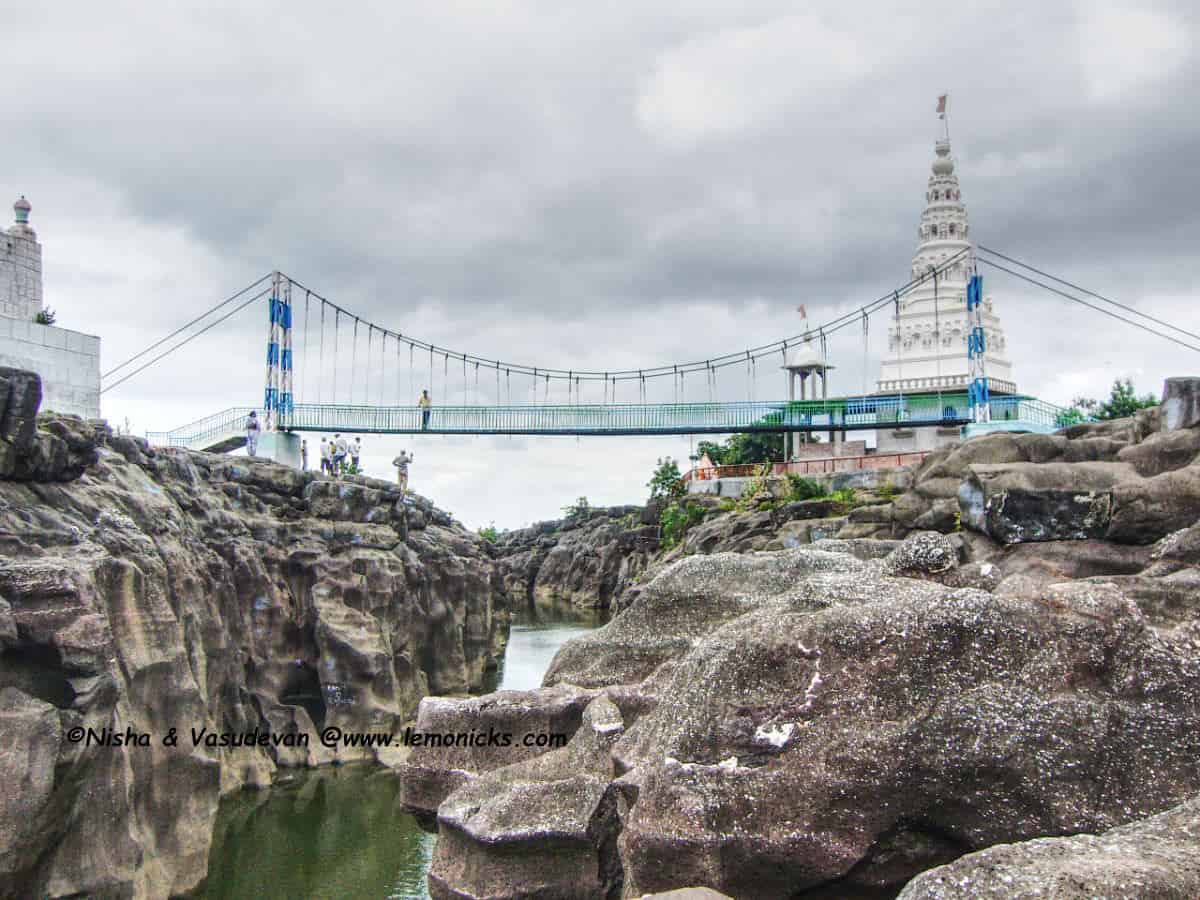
top-left (3, 365), bottom-right (1200, 898)
top-left (0, 367), bottom-right (507, 898)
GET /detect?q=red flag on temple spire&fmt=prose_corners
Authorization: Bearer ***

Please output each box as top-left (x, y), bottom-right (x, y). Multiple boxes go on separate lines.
top-left (936, 94), bottom-right (947, 117)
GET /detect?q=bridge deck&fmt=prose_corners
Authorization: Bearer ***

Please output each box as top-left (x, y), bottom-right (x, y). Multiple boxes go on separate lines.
top-left (147, 394), bottom-right (1064, 452)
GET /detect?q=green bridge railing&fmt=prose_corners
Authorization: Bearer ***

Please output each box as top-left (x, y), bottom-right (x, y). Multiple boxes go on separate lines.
top-left (148, 393), bottom-right (1068, 451)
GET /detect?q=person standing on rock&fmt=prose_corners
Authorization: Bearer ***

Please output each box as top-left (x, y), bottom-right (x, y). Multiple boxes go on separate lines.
top-left (333, 433), bottom-right (348, 476)
top-left (244, 411), bottom-right (260, 457)
top-left (320, 437), bottom-right (331, 475)
top-left (351, 437), bottom-right (362, 471)
top-left (300, 439), bottom-right (308, 471)
top-left (418, 389), bottom-right (432, 430)
top-left (393, 450), bottom-right (412, 493)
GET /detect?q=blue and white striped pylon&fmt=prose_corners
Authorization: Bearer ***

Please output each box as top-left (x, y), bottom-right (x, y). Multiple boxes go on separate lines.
top-left (263, 272), bottom-right (293, 430)
top-left (966, 273), bottom-right (990, 423)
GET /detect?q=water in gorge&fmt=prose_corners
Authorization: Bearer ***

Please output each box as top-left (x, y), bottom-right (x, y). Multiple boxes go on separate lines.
top-left (198, 606), bottom-right (607, 899)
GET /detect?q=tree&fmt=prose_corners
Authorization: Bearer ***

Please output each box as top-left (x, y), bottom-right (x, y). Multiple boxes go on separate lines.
top-left (561, 496), bottom-right (591, 518)
top-left (1056, 380), bottom-right (1156, 426)
top-left (34, 307), bottom-right (56, 325)
top-left (1098, 378), bottom-right (1156, 420)
top-left (695, 432), bottom-right (784, 466)
top-left (478, 523), bottom-right (499, 543)
top-left (647, 456), bottom-right (685, 502)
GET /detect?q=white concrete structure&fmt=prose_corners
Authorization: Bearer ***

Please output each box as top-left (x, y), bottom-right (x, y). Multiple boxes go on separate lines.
top-left (876, 138), bottom-right (1017, 452)
top-left (878, 140), bottom-right (1014, 395)
top-left (0, 197), bottom-right (101, 418)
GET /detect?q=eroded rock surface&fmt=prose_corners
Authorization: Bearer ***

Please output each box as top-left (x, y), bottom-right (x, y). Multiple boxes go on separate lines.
top-left (0, 378), bottom-right (508, 900)
top-left (423, 543), bottom-right (1200, 898)
top-left (898, 795), bottom-right (1200, 899)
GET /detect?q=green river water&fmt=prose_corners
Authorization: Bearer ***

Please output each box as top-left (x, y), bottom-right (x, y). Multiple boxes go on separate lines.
top-left (198, 608), bottom-right (605, 899)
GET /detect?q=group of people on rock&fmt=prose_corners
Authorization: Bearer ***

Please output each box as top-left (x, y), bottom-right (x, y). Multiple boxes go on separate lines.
top-left (313, 434), bottom-right (361, 476)
top-left (244, 389), bottom-right (428, 491)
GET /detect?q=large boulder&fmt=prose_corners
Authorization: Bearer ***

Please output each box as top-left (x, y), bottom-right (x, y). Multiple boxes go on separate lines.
top-left (429, 695), bottom-right (625, 899)
top-left (1107, 464), bottom-right (1200, 544)
top-left (1116, 427), bottom-right (1200, 476)
top-left (398, 685), bottom-right (598, 821)
top-left (882, 531), bottom-right (962, 578)
top-left (898, 795), bottom-right (1200, 899)
top-left (615, 579), bottom-right (1200, 896)
top-left (1161, 376), bottom-right (1200, 431)
top-left (957, 462), bottom-right (1137, 544)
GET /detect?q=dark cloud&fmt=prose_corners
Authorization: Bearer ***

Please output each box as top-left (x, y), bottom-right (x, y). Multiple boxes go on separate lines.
top-left (3, 0), bottom-right (1197, 526)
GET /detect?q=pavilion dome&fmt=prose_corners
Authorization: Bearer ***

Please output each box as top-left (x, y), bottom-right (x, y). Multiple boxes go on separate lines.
top-left (783, 341), bottom-right (827, 370)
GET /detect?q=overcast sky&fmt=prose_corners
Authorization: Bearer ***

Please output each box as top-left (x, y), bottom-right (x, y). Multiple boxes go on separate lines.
top-left (4, 1), bottom-right (1198, 529)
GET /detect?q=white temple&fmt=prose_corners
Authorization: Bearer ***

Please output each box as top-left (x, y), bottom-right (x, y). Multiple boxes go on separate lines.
top-left (875, 138), bottom-right (1017, 452)
top-left (0, 197), bottom-right (101, 418)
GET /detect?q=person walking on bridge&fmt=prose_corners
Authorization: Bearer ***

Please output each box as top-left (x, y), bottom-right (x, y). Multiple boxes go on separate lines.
top-left (418, 389), bottom-right (432, 430)
top-left (244, 411), bottom-right (260, 457)
top-left (393, 450), bottom-right (413, 493)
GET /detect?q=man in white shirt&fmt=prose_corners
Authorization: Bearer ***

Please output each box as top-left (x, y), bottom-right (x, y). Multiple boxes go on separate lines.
top-left (333, 434), bottom-right (348, 476)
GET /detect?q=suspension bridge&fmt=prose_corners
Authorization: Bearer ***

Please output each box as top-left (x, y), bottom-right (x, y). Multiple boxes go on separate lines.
top-left (109, 244), bottom-right (1197, 457)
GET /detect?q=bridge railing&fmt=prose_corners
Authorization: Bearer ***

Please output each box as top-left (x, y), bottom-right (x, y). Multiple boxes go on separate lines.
top-left (147, 406), bottom-right (254, 449)
top-left (146, 393), bottom-right (1071, 448)
top-left (282, 396), bottom-right (977, 435)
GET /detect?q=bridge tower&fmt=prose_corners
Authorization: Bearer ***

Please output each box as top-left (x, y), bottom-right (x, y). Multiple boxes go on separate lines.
top-left (263, 272), bottom-right (294, 431)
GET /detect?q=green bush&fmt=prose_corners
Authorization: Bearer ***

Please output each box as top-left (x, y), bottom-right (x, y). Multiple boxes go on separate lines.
top-left (35, 307), bottom-right (57, 326)
top-left (786, 474), bottom-right (826, 501)
top-left (830, 487), bottom-right (858, 511)
top-left (478, 523), bottom-right (499, 543)
top-left (877, 482), bottom-right (899, 501)
top-left (659, 500), bottom-right (706, 549)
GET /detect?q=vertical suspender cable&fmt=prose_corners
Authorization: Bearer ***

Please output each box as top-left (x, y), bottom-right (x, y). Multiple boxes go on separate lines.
top-left (365, 326), bottom-right (373, 407)
top-left (350, 318), bottom-right (359, 404)
top-left (301, 287), bottom-right (310, 405)
top-left (332, 310), bottom-right (340, 403)
top-left (317, 300), bottom-right (325, 405)
top-left (861, 311), bottom-right (869, 397)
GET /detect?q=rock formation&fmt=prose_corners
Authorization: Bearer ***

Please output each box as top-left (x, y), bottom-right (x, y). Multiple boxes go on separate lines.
top-left (406, 377), bottom-right (1200, 898)
top-left (0, 373), bottom-right (508, 899)
top-left (897, 795), bottom-right (1200, 899)
top-left (494, 506), bottom-right (659, 612)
